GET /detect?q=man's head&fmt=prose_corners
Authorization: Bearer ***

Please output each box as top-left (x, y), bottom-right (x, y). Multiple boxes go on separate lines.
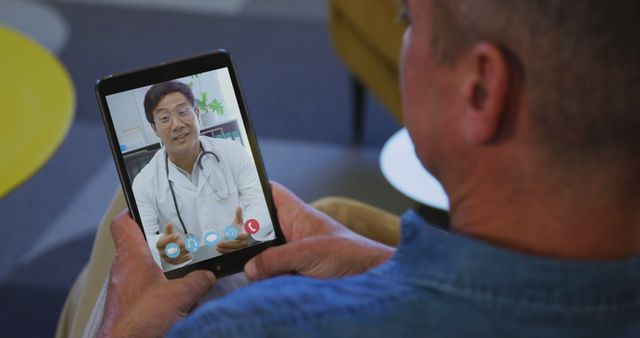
top-left (144, 81), bottom-right (200, 159)
top-left (402, 0), bottom-right (640, 184)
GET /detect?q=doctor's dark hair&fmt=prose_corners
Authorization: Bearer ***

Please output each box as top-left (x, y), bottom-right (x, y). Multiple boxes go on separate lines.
top-left (143, 81), bottom-right (196, 124)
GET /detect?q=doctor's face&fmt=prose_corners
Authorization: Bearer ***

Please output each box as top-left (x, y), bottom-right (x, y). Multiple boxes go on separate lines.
top-left (151, 92), bottom-right (200, 158)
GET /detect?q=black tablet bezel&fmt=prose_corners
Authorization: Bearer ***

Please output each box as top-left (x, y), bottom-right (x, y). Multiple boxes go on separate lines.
top-left (95, 50), bottom-right (285, 279)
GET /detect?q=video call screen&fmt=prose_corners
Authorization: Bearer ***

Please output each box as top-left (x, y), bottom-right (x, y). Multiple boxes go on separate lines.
top-left (105, 68), bottom-right (274, 272)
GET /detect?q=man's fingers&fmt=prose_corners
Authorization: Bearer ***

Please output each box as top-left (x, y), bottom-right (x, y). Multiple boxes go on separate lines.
top-left (170, 270), bottom-right (216, 313)
top-left (165, 252), bottom-right (193, 266)
top-left (216, 247), bottom-right (232, 255)
top-left (244, 241), bottom-right (309, 280)
top-left (216, 245), bottom-right (241, 254)
top-left (216, 239), bottom-right (249, 249)
top-left (155, 224), bottom-right (177, 249)
top-left (156, 233), bottom-right (180, 247)
top-left (158, 235), bottom-right (191, 265)
top-left (216, 243), bottom-right (242, 252)
top-left (234, 207), bottom-right (243, 226)
top-left (173, 253), bottom-right (193, 265)
top-left (216, 242), bottom-right (234, 250)
top-left (217, 236), bottom-right (250, 254)
top-left (217, 236), bottom-right (250, 249)
top-left (177, 239), bottom-right (186, 249)
top-left (156, 232), bottom-right (181, 251)
top-left (269, 181), bottom-right (306, 237)
top-left (235, 233), bottom-right (250, 241)
top-left (111, 209), bottom-right (150, 257)
top-left (165, 224), bottom-right (174, 235)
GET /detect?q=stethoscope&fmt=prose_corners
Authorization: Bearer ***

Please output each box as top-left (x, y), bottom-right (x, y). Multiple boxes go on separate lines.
top-left (164, 141), bottom-right (230, 235)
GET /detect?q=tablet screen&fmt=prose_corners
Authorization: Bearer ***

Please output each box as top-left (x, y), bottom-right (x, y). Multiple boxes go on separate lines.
top-left (104, 67), bottom-right (274, 272)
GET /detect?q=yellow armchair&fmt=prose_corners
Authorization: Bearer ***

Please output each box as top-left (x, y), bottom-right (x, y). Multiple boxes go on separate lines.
top-left (329, 0), bottom-right (406, 142)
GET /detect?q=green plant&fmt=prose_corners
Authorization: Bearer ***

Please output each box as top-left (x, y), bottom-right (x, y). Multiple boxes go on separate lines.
top-left (192, 77), bottom-right (224, 115)
top-left (196, 92), bottom-right (209, 112)
top-left (209, 98), bottom-right (224, 115)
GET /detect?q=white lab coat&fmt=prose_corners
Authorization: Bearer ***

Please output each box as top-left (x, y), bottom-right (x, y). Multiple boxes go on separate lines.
top-left (132, 136), bottom-right (274, 268)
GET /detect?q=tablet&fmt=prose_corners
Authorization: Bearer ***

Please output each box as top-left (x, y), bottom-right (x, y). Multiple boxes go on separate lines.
top-left (96, 50), bottom-right (285, 279)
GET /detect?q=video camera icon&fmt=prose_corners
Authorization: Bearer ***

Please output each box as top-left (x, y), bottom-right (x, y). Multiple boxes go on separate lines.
top-left (165, 243), bottom-right (180, 259)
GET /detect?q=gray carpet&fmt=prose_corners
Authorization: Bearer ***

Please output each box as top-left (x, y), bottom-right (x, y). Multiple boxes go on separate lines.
top-left (0, 1), bottom-right (406, 336)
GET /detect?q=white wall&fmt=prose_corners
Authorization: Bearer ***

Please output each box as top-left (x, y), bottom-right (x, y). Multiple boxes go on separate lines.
top-left (106, 90), bottom-right (158, 151)
top-left (105, 67), bottom-right (250, 155)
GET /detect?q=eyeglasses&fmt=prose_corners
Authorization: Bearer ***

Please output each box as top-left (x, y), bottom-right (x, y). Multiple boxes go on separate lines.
top-left (154, 107), bottom-right (196, 128)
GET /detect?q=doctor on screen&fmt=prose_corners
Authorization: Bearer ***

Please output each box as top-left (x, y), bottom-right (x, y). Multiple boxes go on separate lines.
top-left (131, 80), bottom-right (274, 268)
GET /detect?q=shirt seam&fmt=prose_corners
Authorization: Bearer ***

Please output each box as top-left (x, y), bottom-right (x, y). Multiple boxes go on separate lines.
top-left (372, 270), bottom-right (640, 313)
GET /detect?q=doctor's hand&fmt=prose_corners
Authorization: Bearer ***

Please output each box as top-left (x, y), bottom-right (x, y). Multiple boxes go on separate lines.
top-left (157, 224), bottom-right (193, 265)
top-left (216, 207), bottom-right (251, 254)
top-left (244, 182), bottom-right (395, 280)
top-left (98, 210), bottom-right (216, 338)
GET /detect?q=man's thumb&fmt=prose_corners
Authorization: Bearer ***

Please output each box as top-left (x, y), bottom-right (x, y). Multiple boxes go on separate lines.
top-left (244, 242), bottom-right (306, 280)
top-left (172, 270), bottom-right (216, 311)
top-left (235, 207), bottom-right (243, 225)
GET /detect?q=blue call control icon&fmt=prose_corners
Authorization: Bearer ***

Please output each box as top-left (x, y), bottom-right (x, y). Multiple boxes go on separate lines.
top-left (224, 224), bottom-right (239, 241)
top-left (185, 236), bottom-right (199, 253)
top-left (204, 231), bottom-right (220, 246)
top-left (165, 242), bottom-right (180, 259)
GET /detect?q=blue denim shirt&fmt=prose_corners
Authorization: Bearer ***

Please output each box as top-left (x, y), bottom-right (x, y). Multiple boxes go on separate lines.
top-left (169, 210), bottom-right (640, 337)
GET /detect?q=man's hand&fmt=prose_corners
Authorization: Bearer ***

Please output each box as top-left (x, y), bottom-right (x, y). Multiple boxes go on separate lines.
top-left (244, 182), bottom-right (395, 280)
top-left (216, 207), bottom-right (251, 254)
top-left (98, 210), bottom-right (216, 338)
top-left (156, 224), bottom-right (193, 265)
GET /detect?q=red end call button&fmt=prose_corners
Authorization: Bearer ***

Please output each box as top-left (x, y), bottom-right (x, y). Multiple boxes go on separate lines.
top-left (244, 219), bottom-right (260, 234)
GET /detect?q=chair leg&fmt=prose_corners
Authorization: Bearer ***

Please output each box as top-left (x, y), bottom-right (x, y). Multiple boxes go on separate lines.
top-left (351, 76), bottom-right (366, 144)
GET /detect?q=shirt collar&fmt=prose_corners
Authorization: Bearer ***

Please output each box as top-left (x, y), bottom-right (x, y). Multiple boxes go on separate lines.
top-left (374, 209), bottom-right (640, 306)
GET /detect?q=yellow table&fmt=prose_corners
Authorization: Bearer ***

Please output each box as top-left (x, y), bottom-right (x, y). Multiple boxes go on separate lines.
top-left (0, 25), bottom-right (75, 197)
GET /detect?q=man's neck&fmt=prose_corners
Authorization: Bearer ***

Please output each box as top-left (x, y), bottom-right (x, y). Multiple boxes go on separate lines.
top-left (444, 162), bottom-right (640, 260)
top-left (168, 145), bottom-right (200, 174)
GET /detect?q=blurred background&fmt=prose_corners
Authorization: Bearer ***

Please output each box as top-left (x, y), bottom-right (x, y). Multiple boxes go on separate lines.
top-left (0, 0), bottom-right (415, 335)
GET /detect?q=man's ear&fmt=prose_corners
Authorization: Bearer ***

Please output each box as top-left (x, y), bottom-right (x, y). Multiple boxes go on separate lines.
top-left (461, 42), bottom-right (510, 144)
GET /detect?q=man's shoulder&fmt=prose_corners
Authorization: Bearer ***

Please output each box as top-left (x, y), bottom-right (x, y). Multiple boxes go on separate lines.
top-left (200, 136), bottom-right (249, 165)
top-left (169, 274), bottom-right (413, 337)
top-left (200, 135), bottom-right (242, 150)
